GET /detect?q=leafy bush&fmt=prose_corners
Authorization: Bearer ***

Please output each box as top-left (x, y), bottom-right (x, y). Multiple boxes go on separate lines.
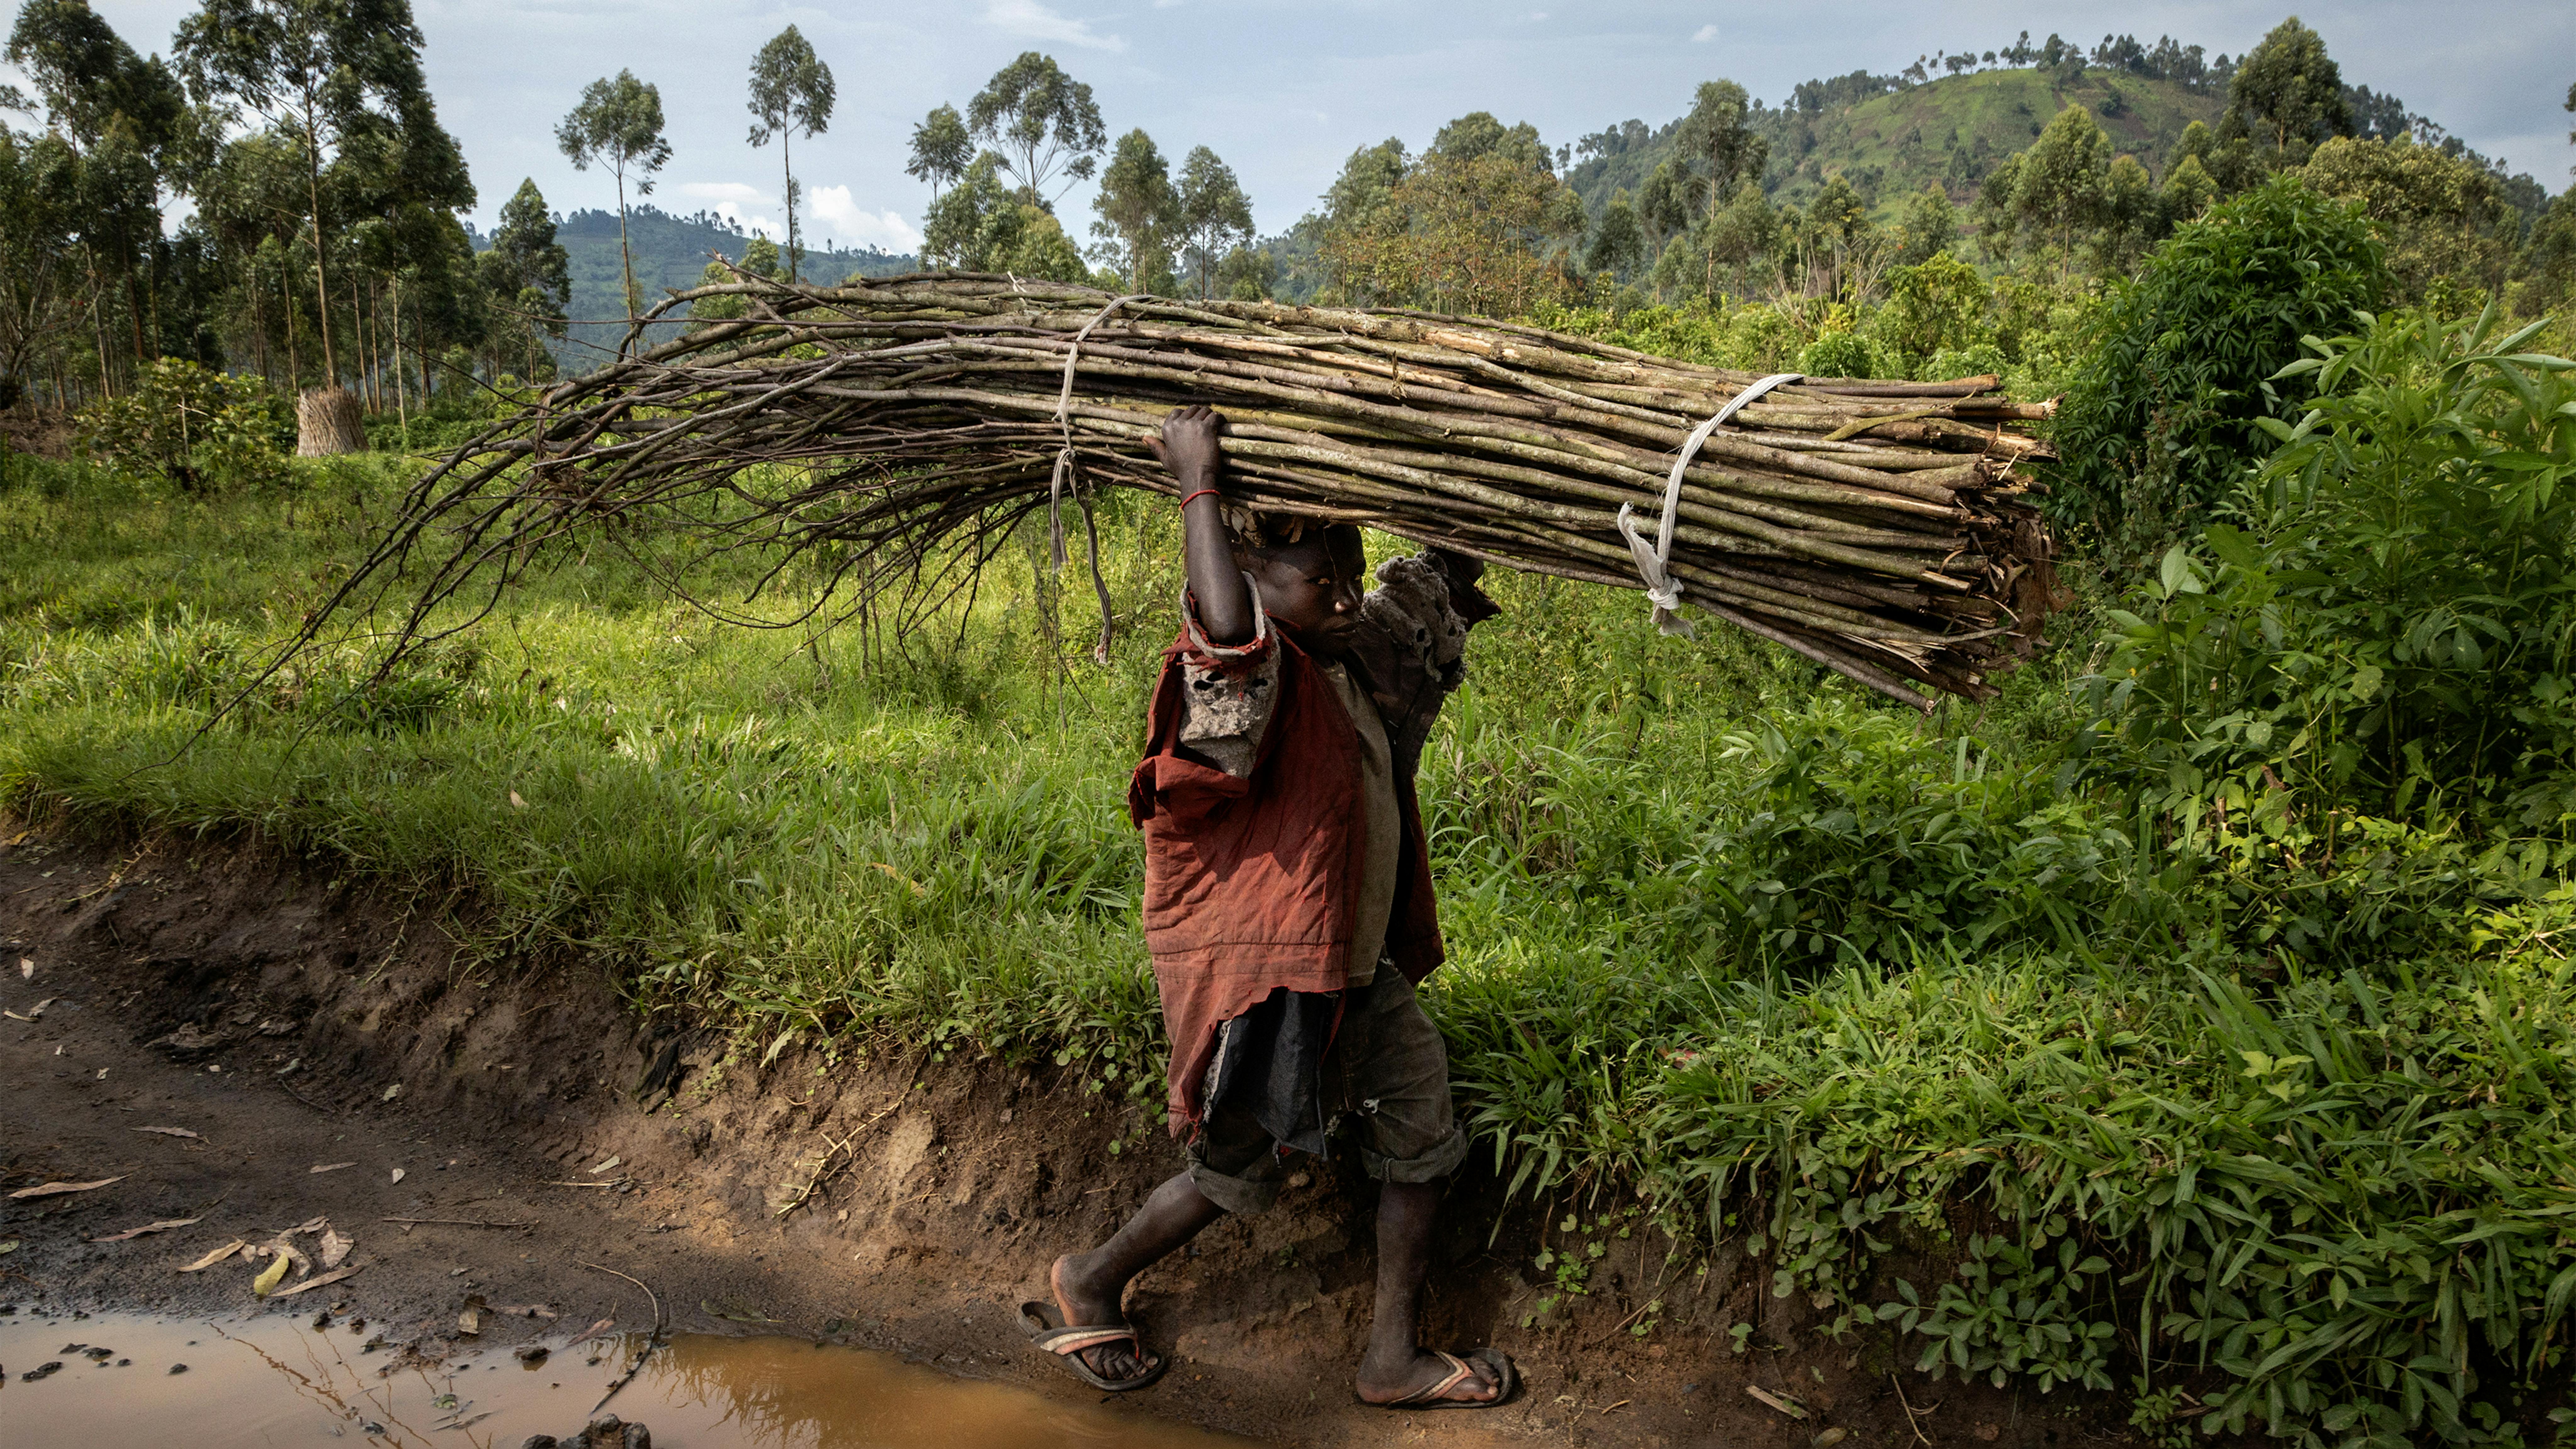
top-left (1874, 250), bottom-right (1993, 373)
top-left (2051, 176), bottom-right (2390, 557)
top-left (74, 359), bottom-right (291, 491)
top-left (1795, 327), bottom-right (1879, 380)
top-left (2085, 308), bottom-right (2576, 836)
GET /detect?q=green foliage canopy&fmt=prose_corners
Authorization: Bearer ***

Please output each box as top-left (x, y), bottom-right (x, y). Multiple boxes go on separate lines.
top-left (967, 52), bottom-right (1106, 207)
top-left (2051, 175), bottom-right (2389, 550)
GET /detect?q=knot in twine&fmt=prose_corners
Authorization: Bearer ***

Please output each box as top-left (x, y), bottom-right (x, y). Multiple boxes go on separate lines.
top-left (1615, 372), bottom-right (1803, 637)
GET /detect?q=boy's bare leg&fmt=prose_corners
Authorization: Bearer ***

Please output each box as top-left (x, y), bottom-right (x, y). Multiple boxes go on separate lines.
top-left (1050, 1170), bottom-right (1226, 1383)
top-left (1354, 1181), bottom-right (1502, 1404)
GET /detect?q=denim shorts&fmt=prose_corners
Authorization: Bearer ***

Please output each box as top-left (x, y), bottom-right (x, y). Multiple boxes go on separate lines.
top-left (1185, 969), bottom-right (1469, 1214)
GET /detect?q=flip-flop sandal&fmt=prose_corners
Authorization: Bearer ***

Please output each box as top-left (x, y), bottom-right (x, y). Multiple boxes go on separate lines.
top-left (1019, 1300), bottom-right (1168, 1393)
top-left (1371, 1347), bottom-right (1517, 1410)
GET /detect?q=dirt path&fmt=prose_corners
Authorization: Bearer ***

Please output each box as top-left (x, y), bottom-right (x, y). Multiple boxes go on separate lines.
top-left (0, 820), bottom-right (2108, 1447)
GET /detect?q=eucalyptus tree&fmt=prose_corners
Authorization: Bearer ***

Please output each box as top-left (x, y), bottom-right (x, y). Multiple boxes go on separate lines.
top-left (476, 178), bottom-right (571, 380)
top-left (557, 69), bottom-right (670, 324)
top-left (1089, 129), bottom-right (1177, 291)
top-left (174, 0), bottom-right (454, 393)
top-left (2223, 17), bottom-right (2351, 161)
top-left (1582, 189), bottom-right (1646, 281)
top-left (1674, 80), bottom-right (1768, 220)
top-left (2013, 104), bottom-right (2112, 275)
top-left (967, 52), bottom-right (1106, 206)
top-left (10, 0), bottom-right (198, 383)
top-left (747, 25), bottom-right (833, 282)
top-left (906, 103), bottom-right (970, 199)
top-left (1175, 146), bottom-right (1253, 299)
top-left (0, 125), bottom-right (81, 402)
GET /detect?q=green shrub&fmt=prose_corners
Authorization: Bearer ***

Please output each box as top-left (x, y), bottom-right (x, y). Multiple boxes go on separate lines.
top-left (74, 359), bottom-right (291, 491)
top-left (2085, 308), bottom-right (2576, 836)
top-left (1875, 250), bottom-right (1993, 373)
top-left (2051, 176), bottom-right (2390, 558)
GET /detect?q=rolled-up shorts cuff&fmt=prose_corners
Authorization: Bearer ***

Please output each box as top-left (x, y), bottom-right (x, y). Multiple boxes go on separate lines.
top-left (1185, 1132), bottom-right (1285, 1215)
top-left (1357, 1122), bottom-right (1469, 1183)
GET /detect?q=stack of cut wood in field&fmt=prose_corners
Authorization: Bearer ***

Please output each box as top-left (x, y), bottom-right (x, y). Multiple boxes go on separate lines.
top-left (393, 274), bottom-right (2067, 709)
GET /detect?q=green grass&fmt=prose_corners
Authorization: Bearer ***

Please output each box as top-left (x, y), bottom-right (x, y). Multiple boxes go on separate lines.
top-left (6, 452), bottom-right (2573, 1445)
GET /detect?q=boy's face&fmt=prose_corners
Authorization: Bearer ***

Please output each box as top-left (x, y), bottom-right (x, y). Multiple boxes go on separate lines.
top-left (1240, 525), bottom-right (1367, 657)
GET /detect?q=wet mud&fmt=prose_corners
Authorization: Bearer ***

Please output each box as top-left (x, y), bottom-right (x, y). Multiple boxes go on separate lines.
top-left (0, 1310), bottom-right (1247, 1446)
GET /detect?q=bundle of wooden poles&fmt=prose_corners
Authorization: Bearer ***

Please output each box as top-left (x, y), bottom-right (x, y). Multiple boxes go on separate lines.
top-left (366, 273), bottom-right (2066, 710)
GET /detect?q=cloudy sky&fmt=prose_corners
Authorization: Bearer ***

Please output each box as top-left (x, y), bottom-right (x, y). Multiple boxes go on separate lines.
top-left (14, 1), bottom-right (2572, 252)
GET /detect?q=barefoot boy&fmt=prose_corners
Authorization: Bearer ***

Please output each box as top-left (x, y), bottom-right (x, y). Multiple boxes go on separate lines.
top-left (1025, 404), bottom-right (1512, 1409)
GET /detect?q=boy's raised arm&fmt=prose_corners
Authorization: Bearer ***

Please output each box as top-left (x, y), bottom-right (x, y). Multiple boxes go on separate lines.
top-left (1150, 405), bottom-right (1256, 646)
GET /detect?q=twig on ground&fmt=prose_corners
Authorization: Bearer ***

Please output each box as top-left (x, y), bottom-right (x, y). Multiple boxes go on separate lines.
top-left (580, 1259), bottom-right (667, 1416)
top-left (1890, 1373), bottom-right (1934, 1446)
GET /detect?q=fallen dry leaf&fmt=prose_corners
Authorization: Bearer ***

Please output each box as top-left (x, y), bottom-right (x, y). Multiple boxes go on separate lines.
top-left (390, 1168), bottom-right (405, 1184)
top-left (588, 1156), bottom-right (622, 1175)
top-left (178, 1240), bottom-right (247, 1272)
top-left (251, 1252), bottom-right (292, 1297)
top-left (319, 1227), bottom-right (353, 1269)
top-left (253, 1240), bottom-right (314, 1278)
top-left (9, 1175), bottom-right (126, 1200)
top-left (17, 957), bottom-right (31, 979)
top-left (381, 1082), bottom-right (402, 1102)
top-left (91, 1217), bottom-right (202, 1243)
top-left (132, 1126), bottom-right (201, 1140)
top-left (291, 1215), bottom-right (328, 1234)
top-left (309, 1162), bottom-right (356, 1174)
top-left (458, 1293), bottom-right (486, 1335)
top-left (272, 1266), bottom-right (360, 1298)
top-left (3, 997), bottom-right (56, 1022)
top-left (493, 1304), bottom-right (559, 1320)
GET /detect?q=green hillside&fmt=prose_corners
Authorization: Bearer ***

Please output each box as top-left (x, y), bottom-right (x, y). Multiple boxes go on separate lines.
top-left (1567, 66), bottom-right (2225, 221)
top-left (473, 205), bottom-right (919, 372)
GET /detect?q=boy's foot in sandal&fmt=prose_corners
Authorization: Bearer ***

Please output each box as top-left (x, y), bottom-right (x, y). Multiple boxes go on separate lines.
top-left (1026, 1253), bottom-right (1164, 1391)
top-left (1357, 1346), bottom-right (1514, 1409)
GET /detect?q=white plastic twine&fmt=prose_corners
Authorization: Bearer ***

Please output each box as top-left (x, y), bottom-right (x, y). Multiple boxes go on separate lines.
top-left (1049, 293), bottom-right (1152, 567)
top-left (1615, 372), bottom-right (1804, 637)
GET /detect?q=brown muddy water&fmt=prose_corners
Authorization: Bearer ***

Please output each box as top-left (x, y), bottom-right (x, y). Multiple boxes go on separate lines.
top-left (0, 1311), bottom-right (1249, 1448)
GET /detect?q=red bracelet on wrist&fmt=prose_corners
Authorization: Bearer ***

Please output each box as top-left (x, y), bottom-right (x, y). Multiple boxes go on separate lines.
top-left (1179, 488), bottom-right (1223, 509)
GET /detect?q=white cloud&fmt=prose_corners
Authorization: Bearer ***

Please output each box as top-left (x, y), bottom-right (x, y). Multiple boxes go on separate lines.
top-left (984, 0), bottom-right (1127, 52)
top-left (1691, 24), bottom-right (1720, 42)
top-left (678, 181), bottom-right (768, 206)
top-left (810, 186), bottom-right (925, 254)
top-left (710, 202), bottom-right (784, 241)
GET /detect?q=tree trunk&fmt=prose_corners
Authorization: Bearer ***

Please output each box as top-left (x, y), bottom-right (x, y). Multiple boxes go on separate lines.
top-left (295, 384), bottom-right (364, 456)
top-left (616, 168), bottom-right (637, 343)
top-left (391, 274), bottom-right (408, 450)
top-left (783, 131), bottom-right (798, 283)
top-left (303, 95), bottom-right (337, 382)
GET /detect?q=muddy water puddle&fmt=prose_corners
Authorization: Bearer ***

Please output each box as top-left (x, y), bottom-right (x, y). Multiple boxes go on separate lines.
top-left (1, 1311), bottom-right (1246, 1447)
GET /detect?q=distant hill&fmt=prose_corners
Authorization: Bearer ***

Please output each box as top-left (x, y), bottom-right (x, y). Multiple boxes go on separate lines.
top-left (1565, 66), bottom-right (2226, 224)
top-left (469, 204), bottom-right (918, 372)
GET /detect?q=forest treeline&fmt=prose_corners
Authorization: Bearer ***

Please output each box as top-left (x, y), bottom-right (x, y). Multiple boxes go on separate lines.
top-left (1, 1), bottom-right (2568, 465)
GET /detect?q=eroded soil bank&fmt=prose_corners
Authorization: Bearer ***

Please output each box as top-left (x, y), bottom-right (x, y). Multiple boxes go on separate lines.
top-left (0, 817), bottom-right (2130, 1447)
